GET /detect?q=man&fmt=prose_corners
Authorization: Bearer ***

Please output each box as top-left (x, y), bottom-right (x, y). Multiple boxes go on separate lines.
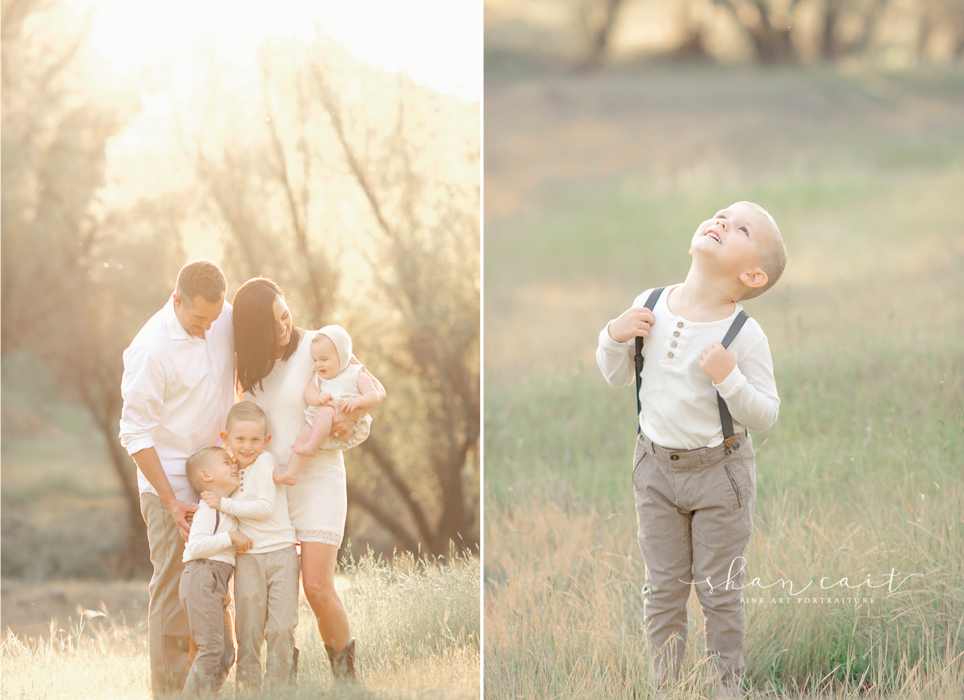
top-left (119, 260), bottom-right (235, 698)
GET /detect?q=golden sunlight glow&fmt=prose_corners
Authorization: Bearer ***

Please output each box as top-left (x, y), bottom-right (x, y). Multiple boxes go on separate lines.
top-left (77, 0), bottom-right (481, 101)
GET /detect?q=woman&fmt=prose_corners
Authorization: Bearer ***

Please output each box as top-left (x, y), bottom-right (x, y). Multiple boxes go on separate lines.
top-left (232, 277), bottom-right (385, 681)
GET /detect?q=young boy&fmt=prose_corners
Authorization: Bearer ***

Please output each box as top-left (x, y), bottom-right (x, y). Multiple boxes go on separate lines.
top-left (596, 202), bottom-right (786, 695)
top-left (180, 446), bottom-right (252, 699)
top-left (200, 401), bottom-right (300, 693)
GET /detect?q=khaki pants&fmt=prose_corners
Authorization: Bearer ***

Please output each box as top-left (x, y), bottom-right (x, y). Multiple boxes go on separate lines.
top-left (179, 559), bottom-right (236, 698)
top-left (632, 430), bottom-right (756, 687)
top-left (234, 546), bottom-right (300, 693)
top-left (141, 493), bottom-right (192, 698)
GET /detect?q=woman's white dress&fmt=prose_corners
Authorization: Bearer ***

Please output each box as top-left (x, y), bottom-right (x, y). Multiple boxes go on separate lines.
top-left (244, 330), bottom-right (371, 546)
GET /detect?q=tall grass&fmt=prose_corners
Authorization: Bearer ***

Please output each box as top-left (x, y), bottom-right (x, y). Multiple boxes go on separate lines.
top-left (1, 551), bottom-right (480, 700)
top-left (483, 65), bottom-right (964, 698)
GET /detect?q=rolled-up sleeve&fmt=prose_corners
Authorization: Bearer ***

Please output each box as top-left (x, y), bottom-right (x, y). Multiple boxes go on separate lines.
top-left (119, 345), bottom-right (166, 456)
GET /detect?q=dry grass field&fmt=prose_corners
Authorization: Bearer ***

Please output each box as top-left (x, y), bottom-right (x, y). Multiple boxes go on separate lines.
top-left (483, 56), bottom-right (964, 699)
top-left (2, 552), bottom-right (480, 699)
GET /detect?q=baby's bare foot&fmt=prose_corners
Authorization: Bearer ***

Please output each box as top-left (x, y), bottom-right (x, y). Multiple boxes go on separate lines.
top-left (291, 444), bottom-right (318, 457)
top-left (273, 471), bottom-right (299, 486)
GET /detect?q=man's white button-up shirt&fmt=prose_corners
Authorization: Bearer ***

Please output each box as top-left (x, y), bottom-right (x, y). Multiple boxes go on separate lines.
top-left (119, 296), bottom-right (235, 503)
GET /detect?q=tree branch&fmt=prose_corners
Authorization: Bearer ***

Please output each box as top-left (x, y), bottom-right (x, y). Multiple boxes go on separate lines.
top-left (359, 437), bottom-right (434, 545)
top-left (345, 481), bottom-right (420, 553)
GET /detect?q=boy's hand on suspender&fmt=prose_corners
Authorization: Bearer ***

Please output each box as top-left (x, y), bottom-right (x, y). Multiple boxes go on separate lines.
top-left (608, 307), bottom-right (655, 344)
top-left (698, 341), bottom-right (736, 384)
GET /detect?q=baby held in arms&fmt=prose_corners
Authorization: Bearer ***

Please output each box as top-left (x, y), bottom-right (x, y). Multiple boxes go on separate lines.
top-left (272, 325), bottom-right (380, 486)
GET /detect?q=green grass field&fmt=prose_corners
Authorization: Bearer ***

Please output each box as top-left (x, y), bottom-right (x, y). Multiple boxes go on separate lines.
top-left (1, 551), bottom-right (480, 699)
top-left (484, 64), bottom-right (964, 699)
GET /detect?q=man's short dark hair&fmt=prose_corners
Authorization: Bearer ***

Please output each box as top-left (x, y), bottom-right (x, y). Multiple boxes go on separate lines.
top-left (176, 260), bottom-right (226, 306)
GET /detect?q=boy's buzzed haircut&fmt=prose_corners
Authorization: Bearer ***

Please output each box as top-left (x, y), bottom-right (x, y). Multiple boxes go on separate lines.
top-left (176, 260), bottom-right (227, 305)
top-left (185, 446), bottom-right (227, 493)
top-left (225, 400), bottom-right (267, 434)
top-left (739, 201), bottom-right (787, 300)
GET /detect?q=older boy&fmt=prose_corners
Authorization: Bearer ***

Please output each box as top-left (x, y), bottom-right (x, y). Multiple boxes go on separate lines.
top-left (596, 202), bottom-right (786, 695)
top-left (180, 446), bottom-right (251, 699)
top-left (201, 402), bottom-right (300, 693)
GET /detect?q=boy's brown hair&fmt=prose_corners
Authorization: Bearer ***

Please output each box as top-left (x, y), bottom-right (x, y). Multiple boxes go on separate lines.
top-left (739, 201), bottom-right (787, 300)
top-left (186, 446), bottom-right (228, 493)
top-left (225, 401), bottom-right (267, 435)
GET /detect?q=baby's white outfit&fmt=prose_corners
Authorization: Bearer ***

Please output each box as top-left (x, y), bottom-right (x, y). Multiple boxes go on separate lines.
top-left (304, 364), bottom-right (363, 425)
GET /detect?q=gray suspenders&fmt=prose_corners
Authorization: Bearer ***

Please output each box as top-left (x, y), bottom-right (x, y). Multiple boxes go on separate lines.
top-left (634, 288), bottom-right (665, 436)
top-left (633, 287), bottom-right (749, 447)
top-left (716, 310), bottom-right (749, 447)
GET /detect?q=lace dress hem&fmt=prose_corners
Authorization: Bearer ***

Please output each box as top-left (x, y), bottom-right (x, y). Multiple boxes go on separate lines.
top-left (298, 529), bottom-right (343, 547)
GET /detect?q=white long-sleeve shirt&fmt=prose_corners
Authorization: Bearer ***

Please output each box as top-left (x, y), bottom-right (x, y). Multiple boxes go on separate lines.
top-left (218, 452), bottom-right (296, 555)
top-left (119, 296), bottom-right (235, 503)
top-left (596, 284), bottom-right (779, 450)
top-left (183, 501), bottom-right (238, 565)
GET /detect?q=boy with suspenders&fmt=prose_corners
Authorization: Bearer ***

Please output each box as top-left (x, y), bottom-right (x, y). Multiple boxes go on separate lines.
top-left (596, 202), bottom-right (787, 695)
top-left (179, 447), bottom-right (252, 698)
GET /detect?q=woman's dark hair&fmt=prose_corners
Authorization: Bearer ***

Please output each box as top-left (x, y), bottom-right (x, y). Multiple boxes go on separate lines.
top-left (233, 277), bottom-right (301, 395)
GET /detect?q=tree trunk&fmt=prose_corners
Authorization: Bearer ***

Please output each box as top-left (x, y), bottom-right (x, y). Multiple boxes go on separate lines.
top-left (91, 407), bottom-right (151, 578)
top-left (581, 0), bottom-right (625, 69)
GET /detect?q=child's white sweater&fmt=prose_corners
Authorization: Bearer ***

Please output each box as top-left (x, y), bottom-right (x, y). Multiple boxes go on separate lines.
top-left (597, 284), bottom-right (779, 450)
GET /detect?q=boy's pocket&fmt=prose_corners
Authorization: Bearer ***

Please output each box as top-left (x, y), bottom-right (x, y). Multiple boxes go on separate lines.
top-left (632, 436), bottom-right (648, 486)
top-left (723, 464), bottom-right (743, 509)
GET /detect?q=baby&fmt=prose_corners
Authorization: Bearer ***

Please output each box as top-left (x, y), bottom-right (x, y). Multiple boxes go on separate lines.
top-left (273, 325), bottom-right (381, 486)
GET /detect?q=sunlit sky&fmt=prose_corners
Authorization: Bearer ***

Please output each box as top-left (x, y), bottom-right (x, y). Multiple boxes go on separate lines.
top-left (75, 0), bottom-right (481, 102)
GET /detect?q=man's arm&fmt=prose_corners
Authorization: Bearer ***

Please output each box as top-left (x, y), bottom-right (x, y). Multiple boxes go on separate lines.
top-left (131, 447), bottom-right (197, 541)
top-left (120, 344), bottom-right (197, 540)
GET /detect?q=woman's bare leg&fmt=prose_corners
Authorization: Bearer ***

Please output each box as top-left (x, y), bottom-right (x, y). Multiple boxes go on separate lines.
top-left (300, 542), bottom-right (351, 652)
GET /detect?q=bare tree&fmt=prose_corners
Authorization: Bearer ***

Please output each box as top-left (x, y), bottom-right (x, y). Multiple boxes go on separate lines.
top-left (918, 0), bottom-right (964, 60)
top-left (709, 0), bottom-right (802, 64)
top-left (192, 37), bottom-right (480, 556)
top-left (700, 0), bottom-right (893, 63)
top-left (578, 0), bottom-right (628, 68)
top-left (816, 0), bottom-right (890, 60)
top-left (1, 0), bottom-right (179, 578)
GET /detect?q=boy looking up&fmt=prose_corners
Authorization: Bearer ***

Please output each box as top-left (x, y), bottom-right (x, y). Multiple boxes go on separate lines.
top-left (180, 446), bottom-right (251, 699)
top-left (596, 202), bottom-right (786, 695)
top-left (201, 402), bottom-right (300, 693)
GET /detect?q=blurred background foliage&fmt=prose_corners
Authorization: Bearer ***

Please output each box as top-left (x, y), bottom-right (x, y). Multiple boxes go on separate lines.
top-left (486, 0), bottom-right (964, 70)
top-left (1, 0), bottom-right (480, 581)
